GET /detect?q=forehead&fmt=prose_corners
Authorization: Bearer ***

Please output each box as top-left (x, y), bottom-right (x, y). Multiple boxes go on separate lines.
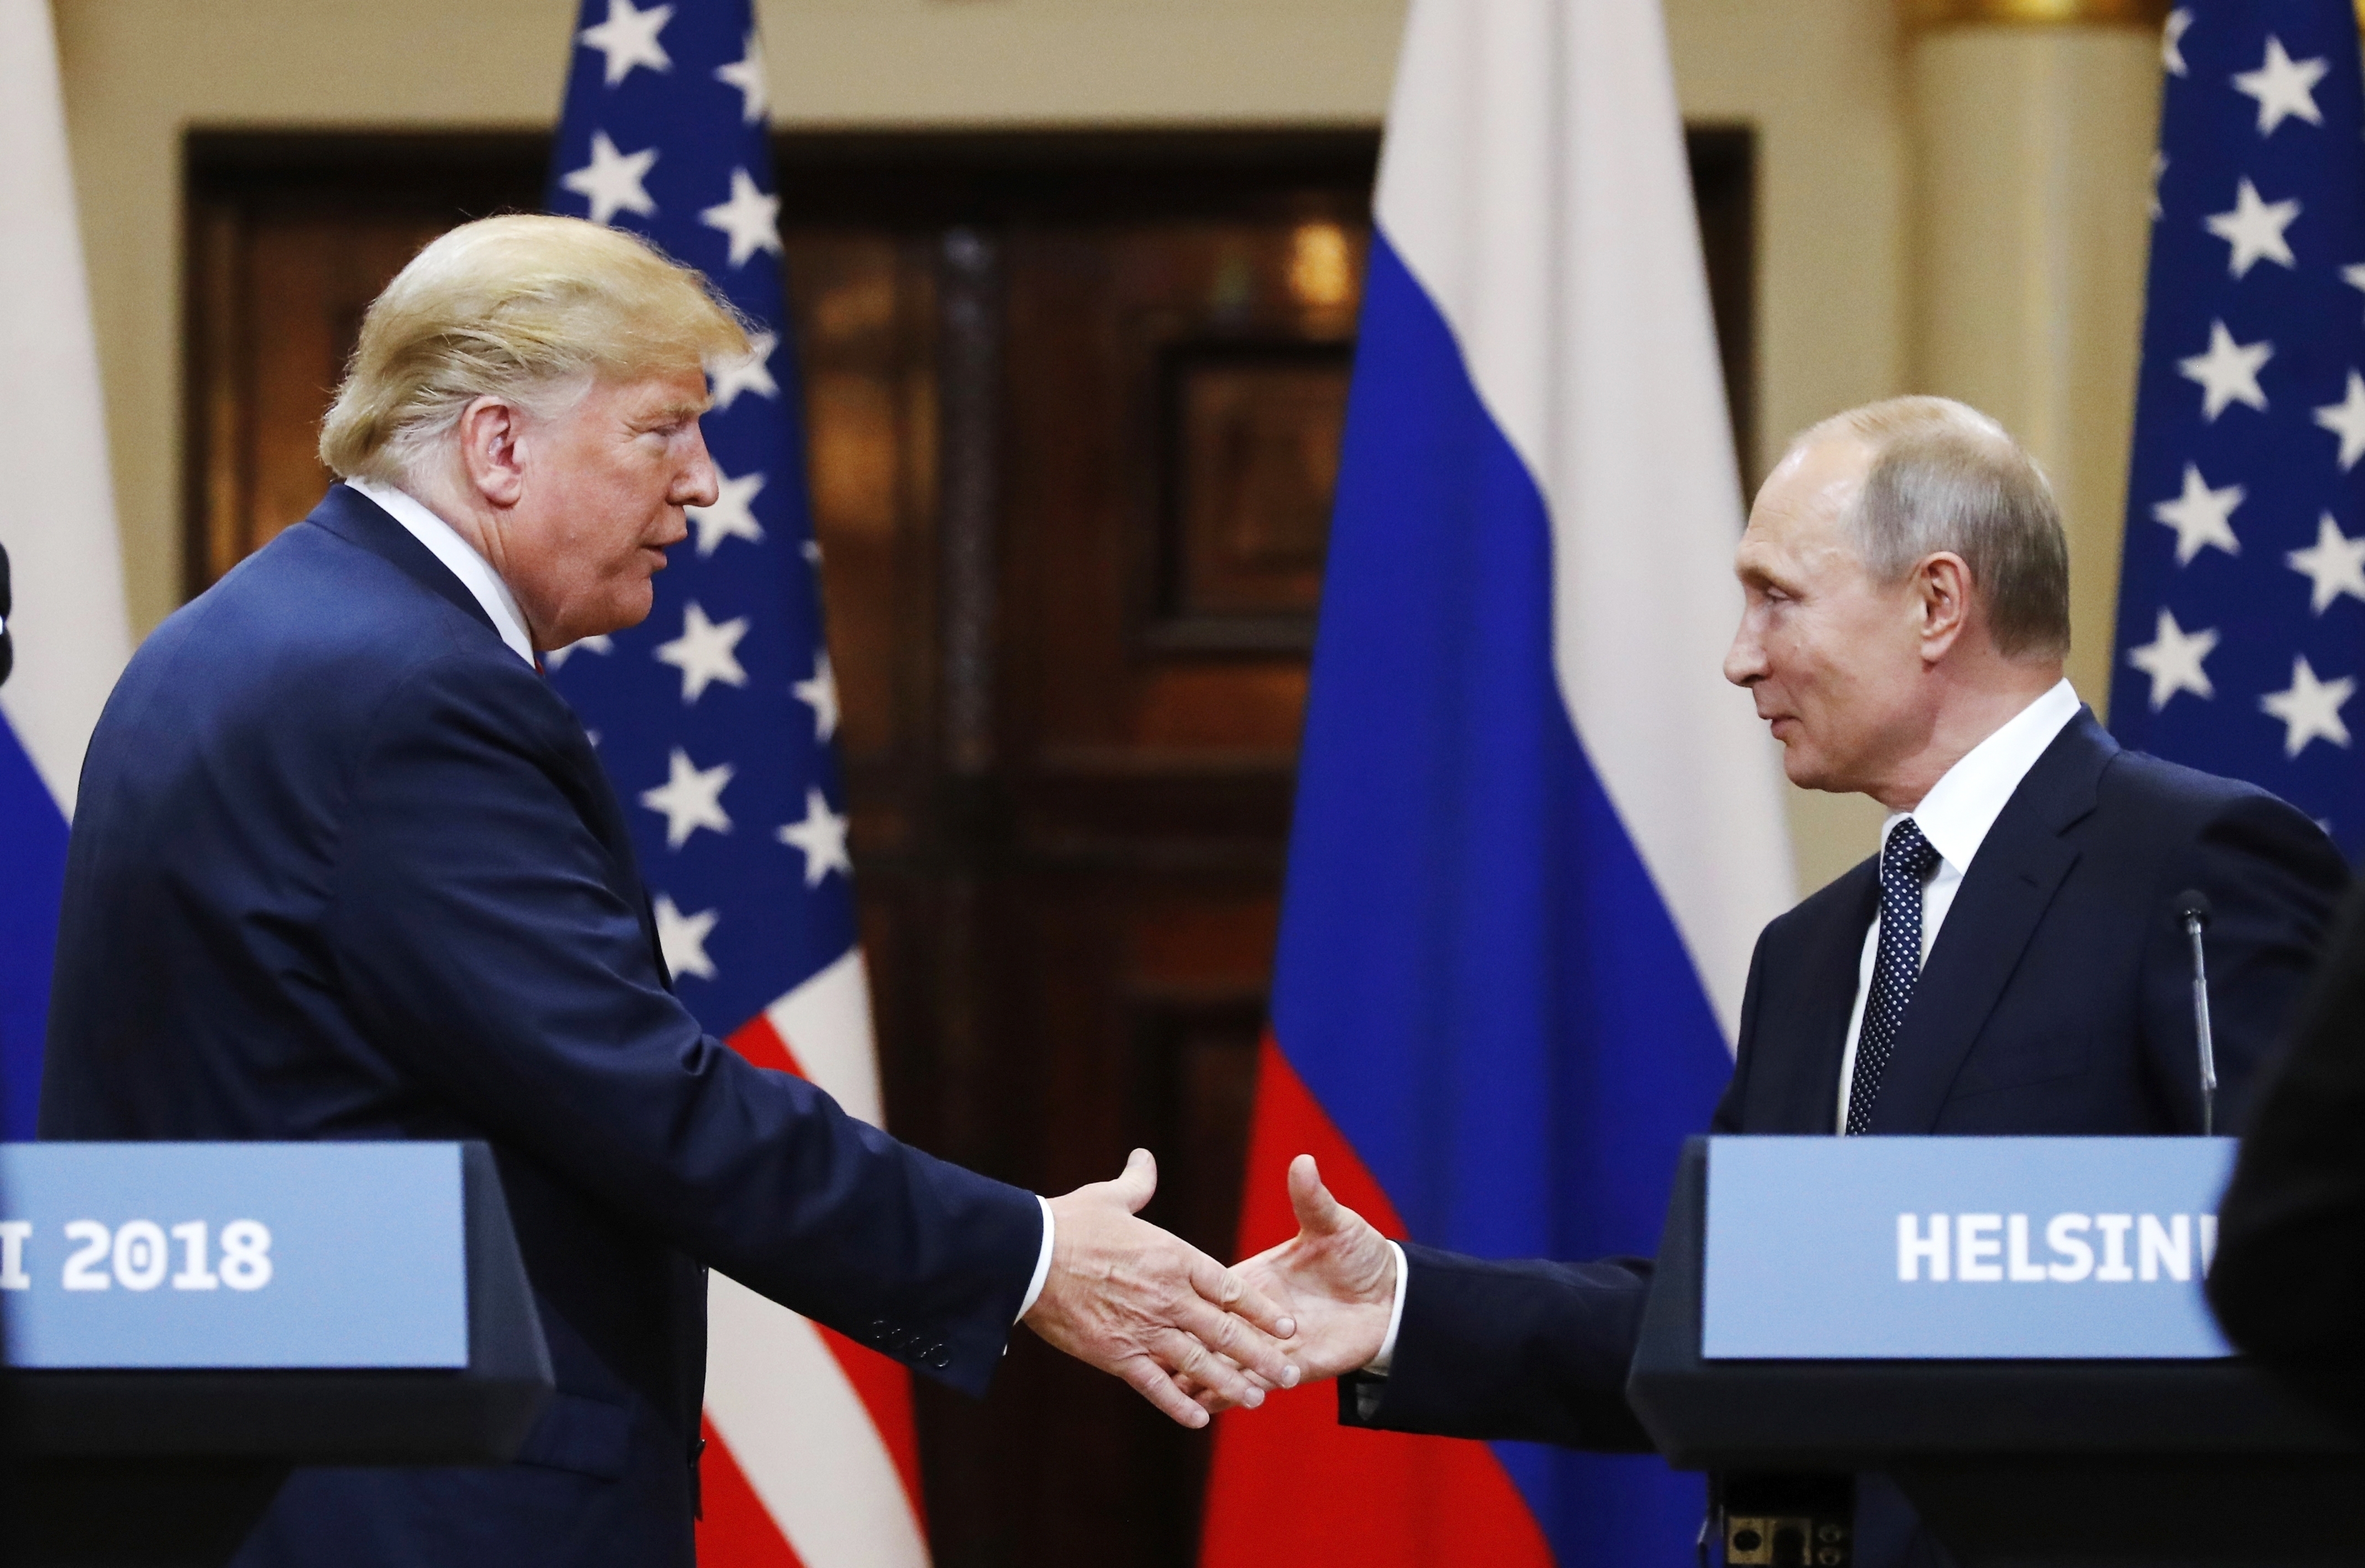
top-left (1739, 437), bottom-right (1871, 567)
top-left (589, 366), bottom-right (711, 423)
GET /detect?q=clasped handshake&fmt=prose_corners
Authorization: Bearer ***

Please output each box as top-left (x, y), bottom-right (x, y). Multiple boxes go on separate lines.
top-left (1021, 1149), bottom-right (1396, 1428)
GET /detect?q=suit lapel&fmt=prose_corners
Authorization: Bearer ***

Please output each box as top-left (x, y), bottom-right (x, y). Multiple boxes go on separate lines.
top-left (1866, 711), bottom-right (2115, 1133)
top-left (1774, 864), bottom-right (1879, 1133)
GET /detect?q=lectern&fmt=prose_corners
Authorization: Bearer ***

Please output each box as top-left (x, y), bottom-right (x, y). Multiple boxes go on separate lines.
top-left (1627, 1136), bottom-right (2365, 1567)
top-left (4, 1142), bottom-right (552, 1567)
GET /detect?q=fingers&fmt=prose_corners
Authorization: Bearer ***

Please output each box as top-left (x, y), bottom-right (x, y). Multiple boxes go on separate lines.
top-left (1147, 1326), bottom-right (1266, 1411)
top-left (1108, 1147), bottom-right (1158, 1215)
top-left (1186, 1247), bottom-right (1297, 1344)
top-left (1121, 1353), bottom-right (1215, 1428)
top-left (1288, 1153), bottom-right (1351, 1237)
top-left (1168, 1287), bottom-right (1299, 1389)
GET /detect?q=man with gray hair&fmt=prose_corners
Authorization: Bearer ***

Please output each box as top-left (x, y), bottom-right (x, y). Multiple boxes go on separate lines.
top-left (40, 215), bottom-right (1299, 1568)
top-left (1218, 398), bottom-right (2347, 1567)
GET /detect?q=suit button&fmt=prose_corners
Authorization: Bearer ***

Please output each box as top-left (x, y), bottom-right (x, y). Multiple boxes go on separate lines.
top-left (930, 1349), bottom-right (952, 1369)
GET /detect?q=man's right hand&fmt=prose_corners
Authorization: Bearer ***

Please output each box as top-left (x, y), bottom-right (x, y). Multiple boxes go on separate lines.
top-left (1230, 1153), bottom-right (1399, 1384)
top-left (1024, 1149), bottom-right (1301, 1428)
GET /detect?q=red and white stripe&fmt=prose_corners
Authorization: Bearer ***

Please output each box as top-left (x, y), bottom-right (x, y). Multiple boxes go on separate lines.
top-left (698, 949), bottom-right (931, 1568)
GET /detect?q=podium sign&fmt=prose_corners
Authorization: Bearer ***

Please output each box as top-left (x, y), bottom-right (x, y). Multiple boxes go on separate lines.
top-left (1, 1142), bottom-right (468, 1369)
top-left (1702, 1137), bottom-right (2235, 1360)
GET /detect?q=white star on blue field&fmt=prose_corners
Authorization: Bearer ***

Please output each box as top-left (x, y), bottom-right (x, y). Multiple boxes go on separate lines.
top-left (2114, 2), bottom-right (2365, 852)
top-left (545, 0), bottom-right (858, 1022)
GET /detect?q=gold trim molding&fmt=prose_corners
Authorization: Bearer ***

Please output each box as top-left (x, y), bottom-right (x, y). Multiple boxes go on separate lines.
top-left (1904, 0), bottom-right (2171, 27)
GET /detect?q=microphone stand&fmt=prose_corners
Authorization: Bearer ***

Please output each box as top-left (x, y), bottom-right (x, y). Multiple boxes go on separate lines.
top-left (2176, 890), bottom-right (2217, 1136)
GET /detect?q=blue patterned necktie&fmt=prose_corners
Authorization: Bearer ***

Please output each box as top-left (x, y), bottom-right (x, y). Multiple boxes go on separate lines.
top-left (1845, 817), bottom-right (1942, 1135)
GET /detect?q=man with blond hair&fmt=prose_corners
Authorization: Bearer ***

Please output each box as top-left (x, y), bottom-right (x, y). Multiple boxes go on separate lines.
top-left (40, 215), bottom-right (1299, 1567)
top-left (1224, 398), bottom-right (2346, 1567)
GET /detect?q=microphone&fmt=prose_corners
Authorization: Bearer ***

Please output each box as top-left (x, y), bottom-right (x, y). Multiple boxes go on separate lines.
top-left (2176, 889), bottom-right (2217, 1136)
top-left (0, 538), bottom-right (12, 689)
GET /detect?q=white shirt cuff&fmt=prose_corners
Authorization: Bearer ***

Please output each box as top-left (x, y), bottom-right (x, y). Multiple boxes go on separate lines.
top-left (1361, 1240), bottom-right (1411, 1375)
top-left (1016, 1195), bottom-right (1056, 1322)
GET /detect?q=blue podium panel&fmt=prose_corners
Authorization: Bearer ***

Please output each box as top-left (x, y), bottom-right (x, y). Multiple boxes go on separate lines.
top-left (1703, 1137), bottom-right (2236, 1360)
top-left (1, 1143), bottom-right (468, 1369)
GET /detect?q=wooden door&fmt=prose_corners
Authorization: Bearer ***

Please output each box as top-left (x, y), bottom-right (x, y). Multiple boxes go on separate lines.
top-left (186, 127), bottom-right (1752, 1566)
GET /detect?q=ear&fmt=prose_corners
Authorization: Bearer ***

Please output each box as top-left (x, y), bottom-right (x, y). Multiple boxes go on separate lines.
top-left (1915, 551), bottom-right (1974, 664)
top-left (455, 395), bottom-right (528, 508)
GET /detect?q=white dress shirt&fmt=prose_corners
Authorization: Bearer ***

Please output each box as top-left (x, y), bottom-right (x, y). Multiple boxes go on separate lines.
top-left (1832, 677), bottom-right (2083, 1132)
top-left (345, 478), bottom-right (1062, 1316)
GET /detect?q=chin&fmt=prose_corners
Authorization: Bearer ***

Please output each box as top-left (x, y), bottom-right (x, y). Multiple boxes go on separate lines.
top-left (605, 586), bottom-right (656, 632)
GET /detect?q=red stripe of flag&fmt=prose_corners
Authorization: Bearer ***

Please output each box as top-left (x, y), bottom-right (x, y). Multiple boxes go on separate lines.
top-left (1198, 1036), bottom-right (1553, 1567)
top-left (715, 1011), bottom-right (931, 1535)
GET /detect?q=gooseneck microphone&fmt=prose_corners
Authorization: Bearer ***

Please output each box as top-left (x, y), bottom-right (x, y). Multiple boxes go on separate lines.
top-left (2176, 889), bottom-right (2217, 1136)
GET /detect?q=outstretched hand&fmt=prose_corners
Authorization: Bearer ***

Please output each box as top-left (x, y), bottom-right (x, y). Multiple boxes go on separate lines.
top-left (1230, 1154), bottom-right (1398, 1386)
top-left (1024, 1149), bottom-right (1300, 1428)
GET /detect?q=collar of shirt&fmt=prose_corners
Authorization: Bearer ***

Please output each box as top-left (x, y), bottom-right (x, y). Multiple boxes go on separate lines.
top-left (346, 478), bottom-right (536, 669)
top-left (1882, 677), bottom-right (2083, 875)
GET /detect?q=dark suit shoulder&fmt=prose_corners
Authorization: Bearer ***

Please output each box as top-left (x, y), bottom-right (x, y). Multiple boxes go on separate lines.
top-left (1762, 851), bottom-right (1878, 946)
top-left (103, 517), bottom-right (566, 773)
top-left (149, 515), bottom-right (512, 687)
top-left (2095, 743), bottom-right (2311, 829)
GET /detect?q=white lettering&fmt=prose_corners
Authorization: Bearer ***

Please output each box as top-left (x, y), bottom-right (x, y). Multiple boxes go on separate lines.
top-left (1957, 1213), bottom-right (2004, 1281)
top-left (0, 1221), bottom-right (30, 1290)
top-left (2095, 1214), bottom-right (2135, 1281)
top-left (1899, 1213), bottom-right (1950, 1281)
top-left (61, 1220), bottom-right (110, 1290)
top-left (2047, 1213), bottom-right (2094, 1281)
top-left (2138, 1214), bottom-right (2192, 1282)
top-left (171, 1221), bottom-right (219, 1290)
top-left (112, 1220), bottom-right (167, 1291)
top-left (2006, 1214), bottom-right (2047, 1281)
top-left (218, 1220), bottom-right (273, 1291)
top-left (2200, 1213), bottom-right (2217, 1275)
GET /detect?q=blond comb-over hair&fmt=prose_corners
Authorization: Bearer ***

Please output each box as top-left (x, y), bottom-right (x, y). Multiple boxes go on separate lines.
top-left (319, 214), bottom-right (750, 487)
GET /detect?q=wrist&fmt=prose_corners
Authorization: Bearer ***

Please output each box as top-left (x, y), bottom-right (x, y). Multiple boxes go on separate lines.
top-left (1361, 1240), bottom-right (1410, 1374)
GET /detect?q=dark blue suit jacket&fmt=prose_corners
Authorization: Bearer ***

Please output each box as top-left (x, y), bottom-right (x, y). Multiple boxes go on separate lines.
top-left (1342, 711), bottom-right (2347, 1563)
top-left (40, 487), bottom-right (1044, 1567)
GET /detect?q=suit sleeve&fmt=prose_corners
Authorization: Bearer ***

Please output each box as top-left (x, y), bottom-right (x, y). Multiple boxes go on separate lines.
top-left (1336, 1244), bottom-right (1655, 1449)
top-left (1334, 917), bottom-right (1769, 1444)
top-left (1708, 924), bottom-right (1773, 1134)
top-left (321, 655), bottom-right (1041, 1397)
top-left (2208, 883), bottom-right (2365, 1434)
top-left (2142, 792), bottom-right (2347, 1132)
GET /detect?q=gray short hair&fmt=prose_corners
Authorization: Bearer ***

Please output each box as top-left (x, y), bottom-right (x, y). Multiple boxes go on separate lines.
top-left (1791, 396), bottom-right (2071, 660)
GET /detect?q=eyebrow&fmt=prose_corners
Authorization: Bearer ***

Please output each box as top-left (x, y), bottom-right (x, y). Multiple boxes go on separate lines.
top-left (639, 399), bottom-right (710, 426)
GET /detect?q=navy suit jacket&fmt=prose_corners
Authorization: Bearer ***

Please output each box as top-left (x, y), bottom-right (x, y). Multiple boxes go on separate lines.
top-left (1342, 711), bottom-right (2346, 1560)
top-left (40, 487), bottom-right (1044, 1568)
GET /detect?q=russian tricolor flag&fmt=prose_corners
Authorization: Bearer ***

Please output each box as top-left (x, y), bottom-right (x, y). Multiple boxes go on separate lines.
top-left (0, 0), bottom-right (133, 1140)
top-left (1198, 1), bottom-right (1793, 1561)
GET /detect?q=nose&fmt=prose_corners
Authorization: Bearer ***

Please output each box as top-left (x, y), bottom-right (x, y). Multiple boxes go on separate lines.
top-left (1723, 610), bottom-right (1766, 689)
top-left (675, 424), bottom-right (721, 509)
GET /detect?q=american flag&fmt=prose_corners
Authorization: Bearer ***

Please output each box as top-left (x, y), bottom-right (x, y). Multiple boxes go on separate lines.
top-left (545, 2), bottom-right (930, 1563)
top-left (2111, 0), bottom-right (2365, 851)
